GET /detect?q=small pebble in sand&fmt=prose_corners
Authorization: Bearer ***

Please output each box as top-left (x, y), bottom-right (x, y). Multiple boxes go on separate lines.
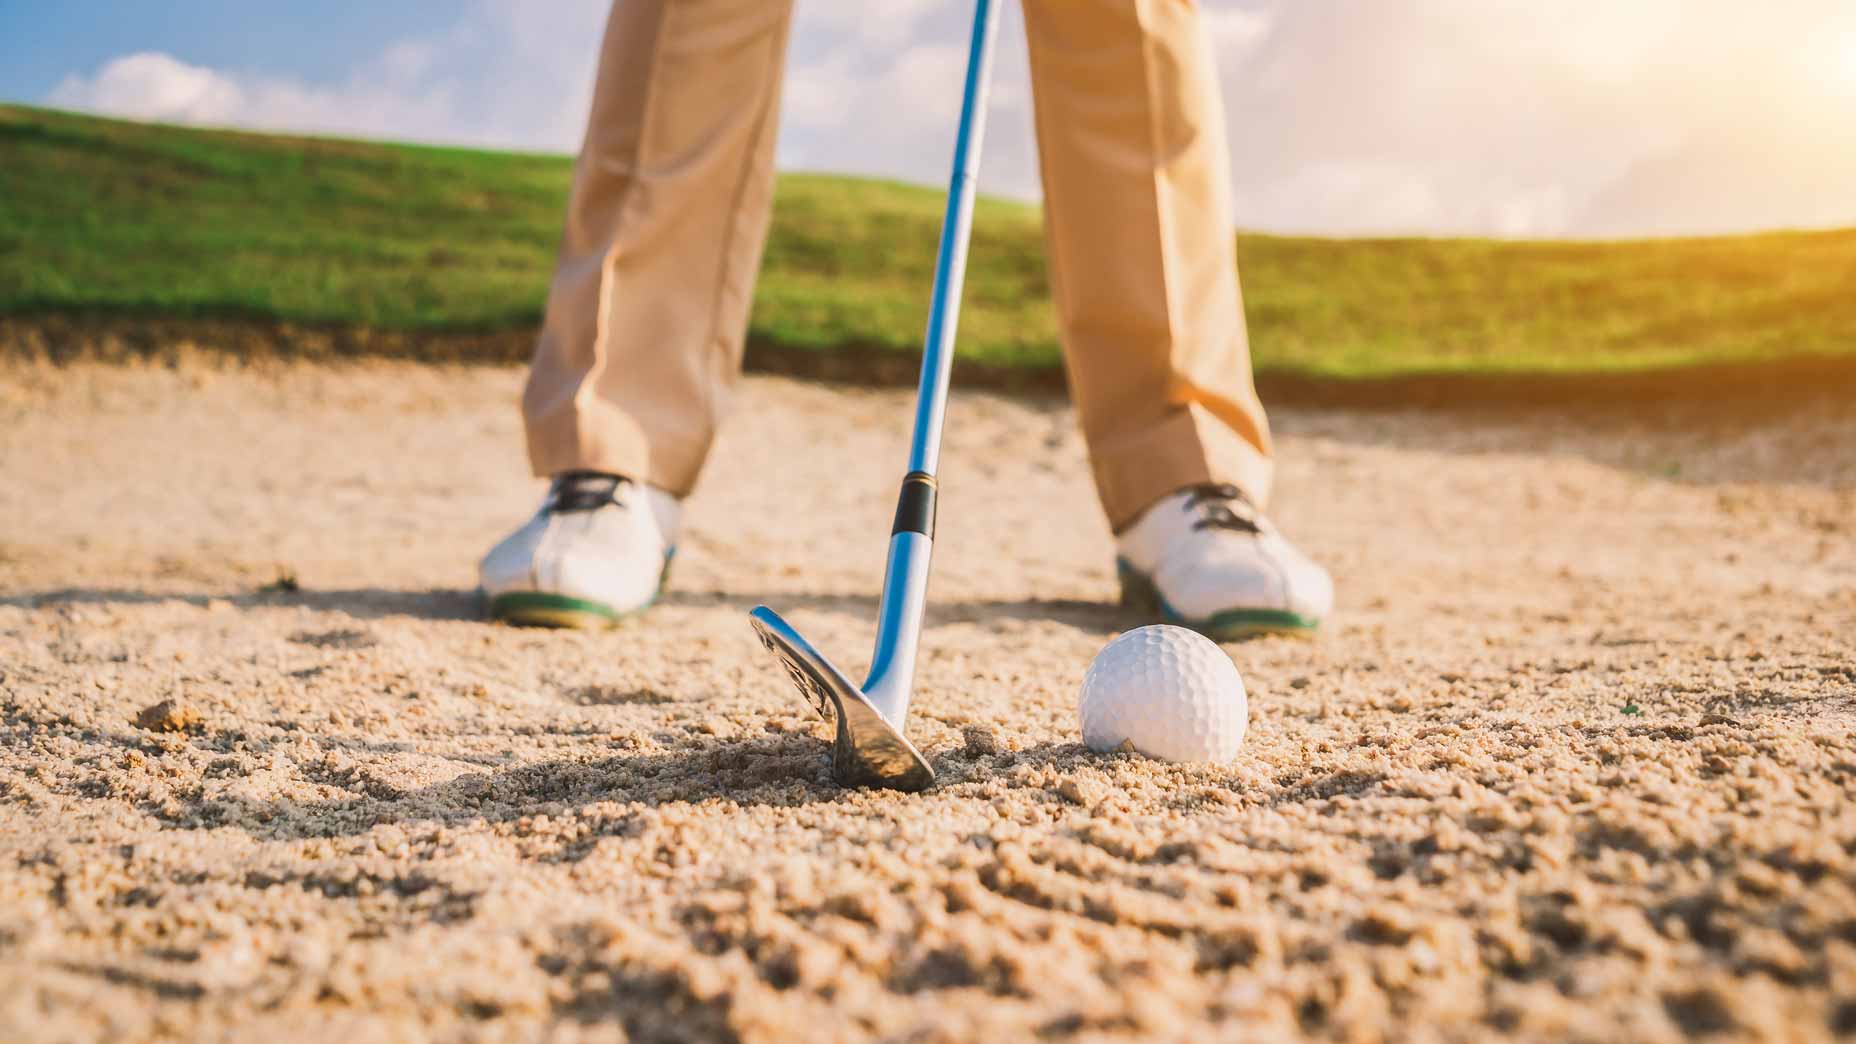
top-left (962, 723), bottom-right (1002, 757)
top-left (1057, 777), bottom-right (1103, 806)
top-left (134, 699), bottom-right (203, 733)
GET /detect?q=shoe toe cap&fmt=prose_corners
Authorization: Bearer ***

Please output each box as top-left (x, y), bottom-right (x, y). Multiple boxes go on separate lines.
top-left (1158, 537), bottom-right (1332, 623)
top-left (1283, 551), bottom-right (1335, 620)
top-left (477, 508), bottom-right (665, 615)
top-left (479, 517), bottom-right (548, 595)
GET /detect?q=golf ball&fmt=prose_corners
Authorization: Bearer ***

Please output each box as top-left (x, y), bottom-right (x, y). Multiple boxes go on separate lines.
top-left (1078, 625), bottom-right (1248, 763)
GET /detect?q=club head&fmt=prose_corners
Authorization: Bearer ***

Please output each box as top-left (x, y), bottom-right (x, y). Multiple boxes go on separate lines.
top-left (749, 605), bottom-right (936, 792)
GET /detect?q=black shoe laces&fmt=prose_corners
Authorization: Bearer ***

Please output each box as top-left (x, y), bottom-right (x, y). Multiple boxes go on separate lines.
top-left (548, 471), bottom-right (630, 513)
top-left (1181, 482), bottom-right (1262, 534)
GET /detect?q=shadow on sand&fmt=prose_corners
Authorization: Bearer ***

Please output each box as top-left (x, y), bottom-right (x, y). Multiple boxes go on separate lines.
top-left (191, 732), bottom-right (845, 844)
top-left (1, 585), bottom-right (483, 621)
top-left (175, 734), bottom-right (1107, 846)
top-left (4, 585), bottom-right (1132, 632)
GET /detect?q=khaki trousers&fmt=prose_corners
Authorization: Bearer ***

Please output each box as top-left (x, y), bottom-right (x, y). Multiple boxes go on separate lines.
top-left (523, 0), bottom-right (1273, 530)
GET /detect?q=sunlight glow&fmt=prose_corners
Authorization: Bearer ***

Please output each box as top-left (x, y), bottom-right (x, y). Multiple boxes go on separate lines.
top-left (1828, 35), bottom-right (1856, 96)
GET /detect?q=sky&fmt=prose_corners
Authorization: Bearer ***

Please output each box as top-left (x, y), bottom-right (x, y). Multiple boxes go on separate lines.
top-left (7, 1), bottom-right (1856, 238)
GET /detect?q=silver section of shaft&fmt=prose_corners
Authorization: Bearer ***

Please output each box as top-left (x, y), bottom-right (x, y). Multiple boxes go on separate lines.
top-left (905, 0), bottom-right (1002, 479)
top-left (862, 530), bottom-right (933, 727)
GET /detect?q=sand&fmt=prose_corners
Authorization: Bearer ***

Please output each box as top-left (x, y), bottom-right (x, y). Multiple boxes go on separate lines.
top-left (1, 360), bottom-right (1853, 1043)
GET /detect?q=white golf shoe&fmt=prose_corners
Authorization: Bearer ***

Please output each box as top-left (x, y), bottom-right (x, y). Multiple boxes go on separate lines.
top-left (479, 472), bottom-right (680, 629)
top-left (1115, 483), bottom-right (1332, 639)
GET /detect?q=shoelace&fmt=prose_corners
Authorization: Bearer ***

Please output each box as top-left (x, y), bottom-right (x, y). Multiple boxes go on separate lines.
top-left (1181, 482), bottom-right (1262, 534)
top-left (548, 471), bottom-right (630, 513)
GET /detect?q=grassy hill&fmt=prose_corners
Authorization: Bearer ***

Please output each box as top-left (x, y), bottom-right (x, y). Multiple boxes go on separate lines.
top-left (4, 103), bottom-right (1855, 383)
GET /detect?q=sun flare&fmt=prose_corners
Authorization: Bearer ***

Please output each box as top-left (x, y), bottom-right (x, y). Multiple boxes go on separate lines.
top-left (1828, 34), bottom-right (1856, 96)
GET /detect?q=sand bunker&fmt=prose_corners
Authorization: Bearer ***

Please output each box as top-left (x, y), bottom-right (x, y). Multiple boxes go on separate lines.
top-left (1, 361), bottom-right (1853, 1042)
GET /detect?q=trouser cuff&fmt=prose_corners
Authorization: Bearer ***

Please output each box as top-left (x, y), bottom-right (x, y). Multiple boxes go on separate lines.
top-left (523, 392), bottom-right (707, 498)
top-left (1091, 402), bottom-right (1275, 532)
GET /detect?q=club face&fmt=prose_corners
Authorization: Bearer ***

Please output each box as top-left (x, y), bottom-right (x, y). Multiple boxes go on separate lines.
top-left (749, 606), bottom-right (936, 792)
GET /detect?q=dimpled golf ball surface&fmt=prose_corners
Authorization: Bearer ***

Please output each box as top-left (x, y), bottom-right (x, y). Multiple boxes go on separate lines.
top-left (1079, 625), bottom-right (1248, 763)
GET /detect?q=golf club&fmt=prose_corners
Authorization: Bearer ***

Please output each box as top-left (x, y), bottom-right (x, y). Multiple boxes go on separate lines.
top-left (748, 0), bottom-right (1002, 791)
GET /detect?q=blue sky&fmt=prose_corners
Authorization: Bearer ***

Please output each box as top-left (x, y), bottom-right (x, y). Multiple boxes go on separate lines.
top-left (0, 3), bottom-right (454, 99)
top-left (7, 1), bottom-right (1856, 237)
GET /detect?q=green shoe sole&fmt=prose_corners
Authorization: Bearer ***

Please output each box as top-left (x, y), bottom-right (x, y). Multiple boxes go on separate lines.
top-left (1117, 559), bottom-right (1321, 641)
top-left (489, 592), bottom-right (623, 629)
top-left (486, 553), bottom-right (674, 630)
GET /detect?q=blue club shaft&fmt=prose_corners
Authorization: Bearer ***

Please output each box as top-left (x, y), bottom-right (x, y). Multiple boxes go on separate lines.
top-left (861, 0), bottom-right (1001, 721)
top-left (905, 0), bottom-right (1001, 479)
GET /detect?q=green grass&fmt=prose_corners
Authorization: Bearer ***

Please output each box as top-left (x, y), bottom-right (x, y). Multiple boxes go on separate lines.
top-left (5, 103), bottom-right (1855, 379)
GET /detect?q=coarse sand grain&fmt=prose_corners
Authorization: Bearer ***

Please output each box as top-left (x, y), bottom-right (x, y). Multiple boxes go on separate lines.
top-left (1, 360), bottom-right (1853, 1042)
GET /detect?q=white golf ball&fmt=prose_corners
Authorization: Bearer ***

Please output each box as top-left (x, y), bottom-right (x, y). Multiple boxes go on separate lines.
top-left (1078, 625), bottom-right (1248, 763)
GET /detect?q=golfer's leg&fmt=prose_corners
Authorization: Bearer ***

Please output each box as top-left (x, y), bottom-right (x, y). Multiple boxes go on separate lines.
top-left (1021, 0), bottom-right (1272, 531)
top-left (522, 0), bottom-right (795, 496)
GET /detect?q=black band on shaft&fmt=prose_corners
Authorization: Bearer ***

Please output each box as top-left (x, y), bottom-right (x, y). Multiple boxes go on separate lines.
top-left (891, 472), bottom-right (938, 537)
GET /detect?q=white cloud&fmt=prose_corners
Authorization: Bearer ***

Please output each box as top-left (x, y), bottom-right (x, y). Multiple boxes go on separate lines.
top-left (799, 0), bottom-right (941, 50)
top-left (48, 0), bottom-right (607, 152)
top-left (779, 1), bottom-right (1041, 200)
top-left (1205, 0), bottom-right (1856, 235)
top-left (1203, 8), bottom-right (1274, 60)
top-left (40, 1), bottom-right (1856, 236)
top-left (49, 52), bottom-right (244, 123)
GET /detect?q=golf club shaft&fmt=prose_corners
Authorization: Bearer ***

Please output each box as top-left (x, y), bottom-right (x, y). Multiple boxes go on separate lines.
top-left (862, 0), bottom-right (1002, 713)
top-left (906, 0), bottom-right (1001, 480)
